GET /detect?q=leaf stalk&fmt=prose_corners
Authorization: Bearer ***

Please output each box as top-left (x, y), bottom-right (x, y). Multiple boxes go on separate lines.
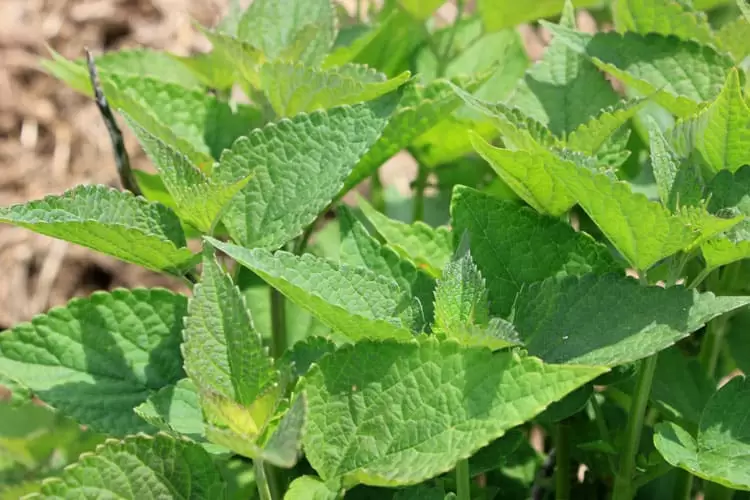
top-left (456, 458), bottom-right (471, 500)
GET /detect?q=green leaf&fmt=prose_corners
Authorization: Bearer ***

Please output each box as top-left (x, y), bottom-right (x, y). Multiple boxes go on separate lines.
top-left (41, 48), bottom-right (203, 91)
top-left (260, 393), bottom-right (307, 467)
top-left (126, 115), bottom-right (251, 233)
top-left (339, 206), bottom-right (435, 329)
top-left (510, 1), bottom-right (620, 138)
top-left (613, 0), bottom-right (715, 45)
top-left (0, 289), bottom-right (187, 435)
top-left (342, 76), bottom-right (488, 194)
top-left (451, 186), bottom-right (619, 317)
top-left (277, 336), bottom-right (336, 379)
top-left (201, 28), bottom-right (266, 91)
top-left (286, 475), bottom-right (342, 500)
top-left (433, 237), bottom-right (488, 334)
top-left (0, 185), bottom-right (195, 274)
top-left (237, 0), bottom-right (336, 66)
top-left (668, 69), bottom-right (750, 174)
top-left (654, 376), bottom-right (750, 490)
top-left (739, 0), bottom-right (750, 23)
top-left (260, 62), bottom-right (410, 117)
top-left (551, 161), bottom-right (728, 270)
top-left (650, 347), bottom-right (714, 426)
top-left (470, 135), bottom-right (579, 216)
top-left (301, 337), bottom-right (606, 488)
top-left (649, 118), bottom-right (704, 212)
top-left (716, 17), bottom-right (750, 62)
top-left (707, 165), bottom-right (750, 240)
top-left (543, 24), bottom-right (735, 117)
top-left (357, 196), bottom-right (453, 278)
top-left (216, 95), bottom-right (399, 249)
top-left (478, 0), bottom-right (601, 31)
top-left (702, 238), bottom-right (750, 271)
top-left (30, 433), bottom-right (227, 498)
top-left (565, 99), bottom-right (646, 162)
top-left (208, 238), bottom-right (417, 341)
top-left (134, 378), bottom-right (209, 443)
top-left (397, 0), bottom-right (443, 19)
top-left (512, 273), bottom-right (750, 365)
top-left (183, 250), bottom-right (277, 406)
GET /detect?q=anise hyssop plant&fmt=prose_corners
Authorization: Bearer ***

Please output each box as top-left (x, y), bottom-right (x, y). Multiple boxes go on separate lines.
top-left (2, 0), bottom-right (750, 499)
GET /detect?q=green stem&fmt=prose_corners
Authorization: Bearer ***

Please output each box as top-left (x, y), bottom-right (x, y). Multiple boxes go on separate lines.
top-left (555, 422), bottom-right (571, 500)
top-left (436, 0), bottom-right (464, 77)
top-left (370, 171), bottom-right (385, 213)
top-left (254, 460), bottom-right (279, 500)
top-left (700, 314), bottom-right (729, 379)
top-left (270, 288), bottom-right (287, 360)
top-left (612, 354), bottom-right (659, 500)
top-left (704, 481), bottom-right (734, 500)
top-left (672, 469), bottom-right (694, 500)
top-left (455, 459), bottom-right (471, 500)
top-left (412, 165), bottom-right (428, 222)
top-left (589, 397), bottom-right (618, 474)
top-left (689, 267), bottom-right (714, 290)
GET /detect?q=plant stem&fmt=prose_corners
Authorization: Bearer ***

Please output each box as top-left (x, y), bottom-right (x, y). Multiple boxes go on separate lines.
top-left (84, 50), bottom-right (141, 197)
top-left (412, 165), bottom-right (428, 222)
top-left (555, 422), bottom-right (571, 500)
top-left (370, 171), bottom-right (385, 212)
top-left (270, 288), bottom-right (287, 359)
top-left (589, 397), bottom-right (618, 474)
top-left (455, 459), bottom-right (471, 500)
top-left (704, 481), bottom-right (734, 500)
top-left (673, 469), bottom-right (694, 500)
top-left (437, 0), bottom-right (464, 77)
top-left (254, 460), bottom-right (277, 500)
top-left (612, 354), bottom-right (659, 500)
top-left (700, 314), bottom-right (728, 378)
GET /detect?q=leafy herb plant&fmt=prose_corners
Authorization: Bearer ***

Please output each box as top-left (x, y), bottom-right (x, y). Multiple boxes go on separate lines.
top-left (3, 0), bottom-right (750, 498)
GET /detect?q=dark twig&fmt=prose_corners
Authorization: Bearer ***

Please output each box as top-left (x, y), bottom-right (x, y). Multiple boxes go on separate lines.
top-left (85, 49), bottom-right (142, 196)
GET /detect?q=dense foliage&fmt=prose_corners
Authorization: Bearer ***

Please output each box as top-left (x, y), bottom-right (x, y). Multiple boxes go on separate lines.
top-left (3, 0), bottom-right (750, 498)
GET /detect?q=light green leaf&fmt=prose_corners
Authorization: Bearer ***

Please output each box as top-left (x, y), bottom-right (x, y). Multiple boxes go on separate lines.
top-left (216, 95), bottom-right (399, 249)
top-left (654, 376), bottom-right (750, 490)
top-left (566, 99), bottom-right (646, 161)
top-left (285, 475), bottom-right (342, 500)
top-left (183, 250), bottom-right (277, 406)
top-left (301, 337), bottom-right (606, 487)
top-left (451, 186), bottom-right (619, 317)
top-left (613, 0), bottom-right (715, 45)
top-left (260, 62), bottom-right (410, 117)
top-left (512, 273), bottom-right (750, 366)
top-left (0, 289), bottom-right (187, 435)
top-left (702, 238), bottom-right (750, 270)
top-left (342, 75), bottom-right (488, 194)
top-left (553, 161), bottom-right (719, 270)
top-left (126, 115), bottom-right (251, 233)
top-left (478, 0), bottom-right (601, 31)
top-left (668, 69), bottom-right (750, 174)
top-left (0, 185), bottom-right (195, 274)
top-left (650, 347), bottom-right (714, 425)
top-left (172, 51), bottom-right (237, 91)
top-left (511, 1), bottom-right (620, 138)
top-left (201, 28), bottom-right (266, 91)
top-left (433, 239), bottom-right (489, 335)
top-left (397, 0), bottom-right (443, 19)
top-left (208, 238), bottom-right (416, 341)
top-left (451, 85), bottom-right (558, 152)
top-left (649, 118), bottom-right (704, 211)
top-left (29, 433), bottom-right (227, 499)
top-left (707, 165), bottom-right (750, 240)
top-left (41, 48), bottom-right (202, 91)
top-left (134, 378), bottom-right (209, 443)
top-left (740, 0), bottom-right (750, 22)
top-left (261, 393), bottom-right (307, 468)
top-left (237, 0), bottom-right (336, 66)
top-left (543, 23), bottom-right (735, 117)
top-left (716, 17), bottom-right (750, 62)
top-left (339, 206), bottom-right (435, 329)
top-left (278, 336), bottom-right (336, 379)
top-left (357, 196), bottom-right (453, 277)
top-left (470, 135), bottom-right (579, 216)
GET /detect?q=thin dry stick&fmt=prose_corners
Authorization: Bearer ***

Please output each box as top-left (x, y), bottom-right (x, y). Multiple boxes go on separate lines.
top-left (84, 49), bottom-right (142, 196)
